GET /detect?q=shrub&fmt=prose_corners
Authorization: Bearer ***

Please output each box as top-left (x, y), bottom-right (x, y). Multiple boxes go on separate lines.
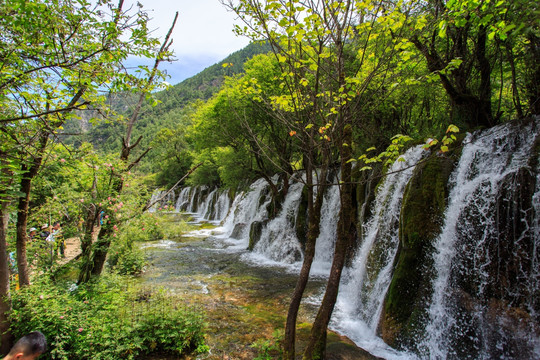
top-left (9, 275), bottom-right (208, 359)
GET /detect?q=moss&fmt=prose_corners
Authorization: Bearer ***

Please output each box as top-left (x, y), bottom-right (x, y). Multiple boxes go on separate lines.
top-left (381, 151), bottom-right (458, 347)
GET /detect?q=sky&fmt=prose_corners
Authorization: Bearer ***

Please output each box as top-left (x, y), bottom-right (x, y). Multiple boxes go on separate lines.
top-left (125, 0), bottom-right (251, 85)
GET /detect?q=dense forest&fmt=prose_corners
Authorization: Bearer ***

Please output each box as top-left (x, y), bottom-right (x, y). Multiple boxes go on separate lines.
top-left (0, 0), bottom-right (538, 359)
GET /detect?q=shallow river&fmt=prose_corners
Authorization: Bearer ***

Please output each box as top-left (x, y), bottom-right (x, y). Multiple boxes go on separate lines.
top-left (140, 223), bottom-right (329, 359)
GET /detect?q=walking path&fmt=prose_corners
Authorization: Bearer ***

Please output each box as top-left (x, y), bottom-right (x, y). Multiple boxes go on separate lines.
top-left (57, 236), bottom-right (81, 265)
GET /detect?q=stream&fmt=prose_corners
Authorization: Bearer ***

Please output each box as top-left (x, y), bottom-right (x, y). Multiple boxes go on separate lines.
top-left (140, 218), bottom-right (330, 359)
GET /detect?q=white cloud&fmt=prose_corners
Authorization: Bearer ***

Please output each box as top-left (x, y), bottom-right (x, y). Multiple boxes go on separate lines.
top-left (134, 0), bottom-right (250, 60)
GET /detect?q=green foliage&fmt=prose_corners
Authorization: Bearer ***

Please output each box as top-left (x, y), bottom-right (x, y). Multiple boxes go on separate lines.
top-left (251, 330), bottom-right (283, 360)
top-left (9, 275), bottom-right (208, 360)
top-left (107, 211), bottom-right (191, 275)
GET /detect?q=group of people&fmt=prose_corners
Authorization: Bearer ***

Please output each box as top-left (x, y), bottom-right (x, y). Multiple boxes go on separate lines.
top-left (32, 222), bottom-right (65, 258)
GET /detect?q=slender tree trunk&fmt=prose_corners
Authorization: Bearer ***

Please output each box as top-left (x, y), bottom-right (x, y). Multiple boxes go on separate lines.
top-left (527, 34), bottom-right (540, 115)
top-left (305, 36), bottom-right (354, 355)
top-left (506, 46), bottom-right (524, 119)
top-left (16, 133), bottom-right (48, 286)
top-left (89, 220), bottom-right (114, 277)
top-left (15, 167), bottom-right (32, 286)
top-left (303, 123), bottom-right (355, 360)
top-left (283, 161), bottom-right (328, 360)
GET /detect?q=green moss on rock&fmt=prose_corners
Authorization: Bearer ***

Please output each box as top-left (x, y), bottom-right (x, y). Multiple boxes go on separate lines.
top-left (380, 151), bottom-right (458, 348)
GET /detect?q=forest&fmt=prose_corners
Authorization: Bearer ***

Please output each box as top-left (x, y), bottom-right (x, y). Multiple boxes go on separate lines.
top-left (0, 0), bottom-right (539, 359)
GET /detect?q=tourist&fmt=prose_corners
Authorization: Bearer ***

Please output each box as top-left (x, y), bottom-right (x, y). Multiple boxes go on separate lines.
top-left (51, 222), bottom-right (65, 258)
top-left (28, 228), bottom-right (37, 240)
top-left (3, 331), bottom-right (47, 360)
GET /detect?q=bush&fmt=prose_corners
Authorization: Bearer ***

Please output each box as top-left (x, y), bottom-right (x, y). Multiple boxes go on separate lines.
top-left (9, 275), bottom-right (208, 359)
top-left (108, 212), bottom-right (191, 275)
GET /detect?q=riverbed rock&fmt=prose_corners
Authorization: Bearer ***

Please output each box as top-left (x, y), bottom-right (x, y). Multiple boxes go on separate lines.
top-left (230, 223), bottom-right (246, 239)
top-left (248, 220), bottom-right (266, 251)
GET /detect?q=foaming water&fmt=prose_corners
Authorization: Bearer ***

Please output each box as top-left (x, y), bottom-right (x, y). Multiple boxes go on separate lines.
top-left (169, 121), bottom-right (539, 359)
top-left (251, 181), bottom-right (305, 264)
top-left (418, 122), bottom-right (540, 359)
top-left (331, 145), bottom-right (426, 359)
top-left (311, 174), bottom-right (341, 276)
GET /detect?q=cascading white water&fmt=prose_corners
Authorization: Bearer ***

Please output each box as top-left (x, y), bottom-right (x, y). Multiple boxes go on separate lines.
top-left (249, 181), bottom-right (305, 264)
top-left (330, 145), bottom-right (426, 356)
top-left (311, 175), bottom-right (341, 276)
top-left (169, 121), bottom-right (539, 359)
top-left (175, 187), bottom-right (192, 212)
top-left (219, 178), bottom-right (272, 241)
top-left (214, 190), bottom-right (231, 221)
top-left (175, 187), bottom-right (231, 222)
top-left (197, 188), bottom-right (217, 220)
top-left (148, 189), bottom-right (176, 212)
top-left (417, 122), bottom-right (540, 359)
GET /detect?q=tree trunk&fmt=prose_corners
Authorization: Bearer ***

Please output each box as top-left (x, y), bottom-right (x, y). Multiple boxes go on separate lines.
top-left (77, 204), bottom-right (98, 284)
top-left (15, 133), bottom-right (47, 286)
top-left (303, 123), bottom-right (355, 359)
top-left (89, 218), bottom-right (114, 277)
top-left (526, 34), bottom-right (540, 115)
top-left (283, 161), bottom-right (328, 360)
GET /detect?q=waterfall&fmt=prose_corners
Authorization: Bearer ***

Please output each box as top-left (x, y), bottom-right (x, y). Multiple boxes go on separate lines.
top-left (219, 178), bottom-right (272, 243)
top-left (148, 189), bottom-right (176, 212)
top-left (169, 120), bottom-right (539, 359)
top-left (175, 187), bottom-right (191, 212)
top-left (311, 174), bottom-right (341, 276)
top-left (214, 190), bottom-right (231, 221)
top-left (249, 181), bottom-right (305, 264)
top-left (418, 121), bottom-right (540, 359)
top-left (174, 187), bottom-right (231, 222)
top-left (330, 145), bottom-right (426, 353)
top-left (197, 188), bottom-right (217, 220)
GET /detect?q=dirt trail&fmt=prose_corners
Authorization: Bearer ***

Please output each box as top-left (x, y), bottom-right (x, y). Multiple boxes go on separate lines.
top-left (57, 236), bottom-right (81, 265)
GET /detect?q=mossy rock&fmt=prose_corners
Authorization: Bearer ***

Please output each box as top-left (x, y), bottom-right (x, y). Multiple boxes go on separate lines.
top-left (380, 151), bottom-right (458, 348)
top-left (248, 220), bottom-right (266, 251)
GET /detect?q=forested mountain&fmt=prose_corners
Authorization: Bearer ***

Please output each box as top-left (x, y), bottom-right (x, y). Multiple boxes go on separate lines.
top-left (62, 41), bottom-right (272, 169)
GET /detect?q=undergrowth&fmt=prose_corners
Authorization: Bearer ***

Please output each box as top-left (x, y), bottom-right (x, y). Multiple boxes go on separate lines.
top-left (9, 274), bottom-right (208, 359)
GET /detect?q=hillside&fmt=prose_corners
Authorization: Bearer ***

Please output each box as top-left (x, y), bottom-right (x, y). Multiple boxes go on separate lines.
top-left (62, 41), bottom-right (272, 158)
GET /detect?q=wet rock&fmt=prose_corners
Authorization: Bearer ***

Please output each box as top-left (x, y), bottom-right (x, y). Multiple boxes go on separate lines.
top-left (230, 223), bottom-right (246, 239)
top-left (248, 221), bottom-right (265, 251)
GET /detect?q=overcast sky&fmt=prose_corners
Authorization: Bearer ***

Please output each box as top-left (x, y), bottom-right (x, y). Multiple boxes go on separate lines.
top-left (126, 0), bottom-right (251, 85)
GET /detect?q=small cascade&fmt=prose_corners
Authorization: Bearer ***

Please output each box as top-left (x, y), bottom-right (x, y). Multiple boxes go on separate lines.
top-left (197, 188), bottom-right (217, 220)
top-left (214, 190), bottom-right (231, 221)
top-left (331, 146), bottom-right (426, 343)
top-left (175, 187), bottom-right (192, 212)
top-left (311, 175), bottom-right (341, 276)
top-left (250, 181), bottom-right (305, 264)
top-left (418, 121), bottom-right (540, 359)
top-left (220, 178), bottom-right (272, 241)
